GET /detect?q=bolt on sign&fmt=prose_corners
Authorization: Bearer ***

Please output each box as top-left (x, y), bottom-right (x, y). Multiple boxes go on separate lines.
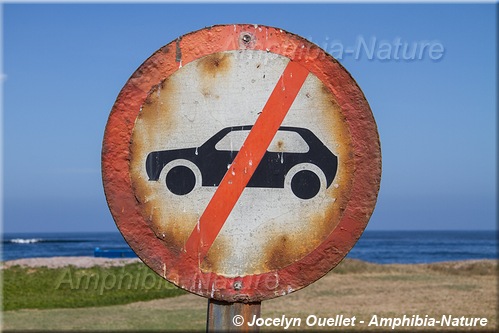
top-left (102, 24), bottom-right (381, 303)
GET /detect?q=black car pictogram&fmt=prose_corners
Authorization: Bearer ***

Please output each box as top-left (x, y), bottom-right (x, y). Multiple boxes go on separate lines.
top-left (146, 126), bottom-right (337, 199)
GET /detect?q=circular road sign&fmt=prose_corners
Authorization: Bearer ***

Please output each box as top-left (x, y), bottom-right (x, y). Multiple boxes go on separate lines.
top-left (102, 24), bottom-right (381, 302)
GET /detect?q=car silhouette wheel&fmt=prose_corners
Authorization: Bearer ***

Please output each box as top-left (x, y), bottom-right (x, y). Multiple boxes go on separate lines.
top-left (291, 170), bottom-right (321, 199)
top-left (166, 165), bottom-right (196, 195)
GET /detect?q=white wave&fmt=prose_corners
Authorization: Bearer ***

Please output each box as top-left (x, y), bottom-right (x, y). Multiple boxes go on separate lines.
top-left (10, 238), bottom-right (42, 244)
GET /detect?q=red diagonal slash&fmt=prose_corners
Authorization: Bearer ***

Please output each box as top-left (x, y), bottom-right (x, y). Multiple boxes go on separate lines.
top-left (183, 60), bottom-right (309, 263)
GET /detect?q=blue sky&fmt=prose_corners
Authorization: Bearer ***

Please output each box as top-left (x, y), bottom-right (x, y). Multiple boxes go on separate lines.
top-left (2, 3), bottom-right (496, 233)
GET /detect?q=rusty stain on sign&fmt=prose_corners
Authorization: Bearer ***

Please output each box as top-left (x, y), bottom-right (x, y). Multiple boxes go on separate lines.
top-left (103, 24), bottom-right (381, 302)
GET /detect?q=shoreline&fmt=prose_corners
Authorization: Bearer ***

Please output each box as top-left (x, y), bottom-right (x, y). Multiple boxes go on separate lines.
top-left (1, 256), bottom-right (496, 270)
top-left (1, 256), bottom-right (141, 269)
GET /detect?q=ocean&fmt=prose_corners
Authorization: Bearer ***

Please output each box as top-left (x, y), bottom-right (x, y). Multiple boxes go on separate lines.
top-left (1, 230), bottom-right (497, 264)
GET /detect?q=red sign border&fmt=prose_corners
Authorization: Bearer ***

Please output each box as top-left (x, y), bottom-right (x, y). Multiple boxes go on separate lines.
top-left (102, 24), bottom-right (381, 302)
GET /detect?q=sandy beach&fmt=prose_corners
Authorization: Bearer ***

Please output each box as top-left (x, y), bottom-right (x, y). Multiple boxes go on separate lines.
top-left (1, 256), bottom-right (141, 269)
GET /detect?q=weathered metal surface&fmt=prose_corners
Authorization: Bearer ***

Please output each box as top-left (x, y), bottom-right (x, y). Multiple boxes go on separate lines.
top-left (102, 24), bottom-right (381, 302)
top-left (207, 299), bottom-right (261, 332)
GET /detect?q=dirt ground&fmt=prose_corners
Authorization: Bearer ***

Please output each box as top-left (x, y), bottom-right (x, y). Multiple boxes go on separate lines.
top-left (2, 258), bottom-right (497, 331)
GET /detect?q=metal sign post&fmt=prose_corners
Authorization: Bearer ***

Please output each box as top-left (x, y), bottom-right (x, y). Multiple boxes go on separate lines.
top-left (102, 24), bottom-right (380, 332)
top-left (207, 300), bottom-right (261, 332)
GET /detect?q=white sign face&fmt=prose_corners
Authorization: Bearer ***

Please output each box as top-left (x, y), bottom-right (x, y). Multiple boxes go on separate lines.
top-left (129, 49), bottom-right (353, 277)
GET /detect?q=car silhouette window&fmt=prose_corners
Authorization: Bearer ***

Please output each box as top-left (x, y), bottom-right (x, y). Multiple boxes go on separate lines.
top-left (214, 129), bottom-right (309, 153)
top-left (267, 131), bottom-right (309, 153)
top-left (215, 130), bottom-right (250, 151)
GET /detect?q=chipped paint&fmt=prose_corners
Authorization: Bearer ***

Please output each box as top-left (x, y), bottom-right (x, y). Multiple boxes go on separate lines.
top-left (102, 24), bottom-right (381, 303)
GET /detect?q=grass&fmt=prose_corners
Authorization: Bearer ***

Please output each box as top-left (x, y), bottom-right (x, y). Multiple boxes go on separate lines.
top-left (2, 262), bottom-right (186, 311)
top-left (2, 259), bottom-right (497, 331)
